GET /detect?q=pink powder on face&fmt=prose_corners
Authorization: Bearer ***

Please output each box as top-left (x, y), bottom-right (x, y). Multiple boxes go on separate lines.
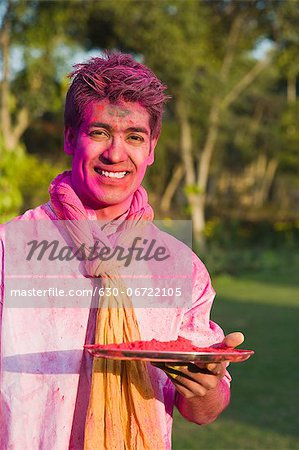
top-left (67, 99), bottom-right (155, 220)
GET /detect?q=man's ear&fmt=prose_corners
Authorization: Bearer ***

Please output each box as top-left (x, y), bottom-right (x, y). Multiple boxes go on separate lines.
top-left (64, 127), bottom-right (76, 155)
top-left (148, 136), bottom-right (159, 166)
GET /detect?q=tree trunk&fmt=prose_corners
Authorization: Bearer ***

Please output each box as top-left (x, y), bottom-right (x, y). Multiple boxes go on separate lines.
top-left (176, 98), bottom-right (195, 186)
top-left (287, 73), bottom-right (296, 105)
top-left (197, 99), bottom-right (221, 195)
top-left (0, 1), bottom-right (29, 151)
top-left (176, 98), bottom-right (207, 245)
top-left (253, 155), bottom-right (278, 208)
top-left (160, 163), bottom-right (184, 213)
top-left (188, 194), bottom-right (206, 250)
top-left (191, 14), bottom-right (245, 243)
top-left (194, 99), bottom-right (221, 244)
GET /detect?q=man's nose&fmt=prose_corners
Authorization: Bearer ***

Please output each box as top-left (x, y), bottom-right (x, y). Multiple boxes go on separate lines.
top-left (100, 137), bottom-right (127, 163)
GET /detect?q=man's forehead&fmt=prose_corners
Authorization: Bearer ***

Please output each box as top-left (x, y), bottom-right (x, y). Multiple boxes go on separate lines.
top-left (100, 104), bottom-right (131, 118)
top-left (83, 99), bottom-right (150, 124)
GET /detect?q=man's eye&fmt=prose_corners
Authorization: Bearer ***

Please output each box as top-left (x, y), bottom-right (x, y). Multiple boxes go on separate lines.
top-left (128, 135), bottom-right (144, 142)
top-left (89, 130), bottom-right (109, 138)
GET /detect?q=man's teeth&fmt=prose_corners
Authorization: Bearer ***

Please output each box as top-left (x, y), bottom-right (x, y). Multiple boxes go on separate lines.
top-left (96, 169), bottom-right (127, 178)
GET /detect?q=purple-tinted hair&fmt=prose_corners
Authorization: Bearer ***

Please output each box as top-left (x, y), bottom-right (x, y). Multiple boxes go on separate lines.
top-left (64, 52), bottom-right (169, 138)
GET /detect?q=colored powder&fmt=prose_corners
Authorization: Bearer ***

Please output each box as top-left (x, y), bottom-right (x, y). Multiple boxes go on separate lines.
top-left (91, 336), bottom-right (245, 353)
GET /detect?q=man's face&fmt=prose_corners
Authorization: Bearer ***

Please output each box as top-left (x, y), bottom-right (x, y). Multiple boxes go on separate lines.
top-left (65, 99), bottom-right (157, 214)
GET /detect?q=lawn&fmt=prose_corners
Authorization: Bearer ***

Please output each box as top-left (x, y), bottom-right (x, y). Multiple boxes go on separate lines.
top-left (172, 272), bottom-right (299, 450)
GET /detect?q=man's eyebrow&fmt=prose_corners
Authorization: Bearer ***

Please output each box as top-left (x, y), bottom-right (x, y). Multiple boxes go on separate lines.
top-left (126, 127), bottom-right (149, 135)
top-left (89, 122), bottom-right (112, 131)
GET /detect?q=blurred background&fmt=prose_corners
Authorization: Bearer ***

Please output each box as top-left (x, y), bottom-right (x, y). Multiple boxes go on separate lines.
top-left (1, 1), bottom-right (298, 449)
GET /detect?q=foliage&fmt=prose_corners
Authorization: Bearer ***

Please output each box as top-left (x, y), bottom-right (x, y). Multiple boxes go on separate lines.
top-left (0, 0), bottom-right (90, 144)
top-left (1, 0), bottom-right (299, 239)
top-left (0, 142), bottom-right (24, 221)
top-left (195, 217), bottom-right (299, 276)
top-left (0, 142), bottom-right (67, 223)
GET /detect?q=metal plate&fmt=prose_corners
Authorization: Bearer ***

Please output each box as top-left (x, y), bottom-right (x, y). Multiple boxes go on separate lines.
top-left (84, 345), bottom-right (254, 363)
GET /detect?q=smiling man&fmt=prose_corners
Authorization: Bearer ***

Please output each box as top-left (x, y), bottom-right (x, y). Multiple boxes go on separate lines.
top-left (0, 52), bottom-right (244, 450)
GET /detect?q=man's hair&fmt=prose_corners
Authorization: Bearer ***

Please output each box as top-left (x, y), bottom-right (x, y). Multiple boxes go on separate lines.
top-left (64, 52), bottom-right (168, 138)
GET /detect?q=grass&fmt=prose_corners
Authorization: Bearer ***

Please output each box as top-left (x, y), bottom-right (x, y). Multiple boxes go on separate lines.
top-left (172, 271), bottom-right (299, 450)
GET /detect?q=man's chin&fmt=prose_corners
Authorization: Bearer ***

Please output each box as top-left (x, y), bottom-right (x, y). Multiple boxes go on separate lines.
top-left (89, 193), bottom-right (134, 209)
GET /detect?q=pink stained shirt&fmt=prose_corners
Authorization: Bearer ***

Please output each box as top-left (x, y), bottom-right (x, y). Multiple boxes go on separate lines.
top-left (0, 203), bottom-right (231, 450)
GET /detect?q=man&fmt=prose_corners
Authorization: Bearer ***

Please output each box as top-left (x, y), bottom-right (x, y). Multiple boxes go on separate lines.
top-left (0, 52), bottom-right (244, 449)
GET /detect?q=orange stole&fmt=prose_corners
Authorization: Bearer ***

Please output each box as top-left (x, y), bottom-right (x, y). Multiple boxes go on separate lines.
top-left (84, 274), bottom-right (165, 450)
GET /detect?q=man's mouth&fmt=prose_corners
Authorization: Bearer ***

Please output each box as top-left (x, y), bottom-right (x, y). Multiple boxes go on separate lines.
top-left (94, 168), bottom-right (130, 179)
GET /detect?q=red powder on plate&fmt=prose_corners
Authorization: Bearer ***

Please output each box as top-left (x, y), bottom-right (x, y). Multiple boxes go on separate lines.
top-left (91, 336), bottom-right (243, 353)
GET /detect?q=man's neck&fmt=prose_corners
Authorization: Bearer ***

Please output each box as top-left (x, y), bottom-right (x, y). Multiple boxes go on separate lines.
top-left (92, 196), bottom-right (133, 221)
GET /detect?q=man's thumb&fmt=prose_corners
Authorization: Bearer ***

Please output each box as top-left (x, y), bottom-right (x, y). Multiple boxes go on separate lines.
top-left (222, 332), bottom-right (245, 348)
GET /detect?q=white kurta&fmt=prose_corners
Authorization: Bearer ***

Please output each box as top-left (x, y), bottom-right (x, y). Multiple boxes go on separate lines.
top-left (0, 204), bottom-right (230, 449)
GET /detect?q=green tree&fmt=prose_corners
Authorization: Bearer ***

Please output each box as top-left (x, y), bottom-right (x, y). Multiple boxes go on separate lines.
top-left (85, 0), bottom-right (276, 244)
top-left (0, 0), bottom-right (89, 220)
top-left (0, 0), bottom-right (89, 150)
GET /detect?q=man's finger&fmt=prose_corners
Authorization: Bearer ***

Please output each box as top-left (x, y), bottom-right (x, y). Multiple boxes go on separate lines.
top-left (194, 362), bottom-right (221, 374)
top-left (206, 363), bottom-right (222, 374)
top-left (222, 332), bottom-right (244, 348)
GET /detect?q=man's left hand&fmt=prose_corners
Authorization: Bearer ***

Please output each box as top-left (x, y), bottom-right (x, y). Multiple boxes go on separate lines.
top-left (152, 332), bottom-right (244, 398)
